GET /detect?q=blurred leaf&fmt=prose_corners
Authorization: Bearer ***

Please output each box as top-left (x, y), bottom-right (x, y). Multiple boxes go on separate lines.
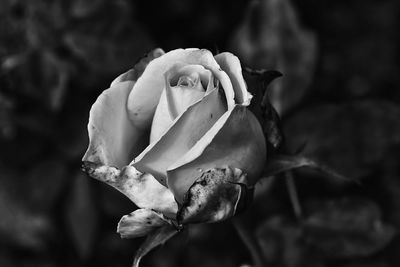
top-left (283, 100), bottom-right (400, 179)
top-left (69, 0), bottom-right (104, 18)
top-left (257, 216), bottom-right (324, 267)
top-left (63, 1), bottom-right (154, 78)
top-left (263, 154), bottom-right (352, 183)
top-left (66, 173), bottom-right (98, 259)
top-left (132, 225), bottom-right (177, 267)
top-left (0, 169), bottom-right (52, 251)
top-left (230, 0), bottom-right (317, 114)
top-left (25, 159), bottom-right (68, 212)
top-left (303, 197), bottom-right (396, 259)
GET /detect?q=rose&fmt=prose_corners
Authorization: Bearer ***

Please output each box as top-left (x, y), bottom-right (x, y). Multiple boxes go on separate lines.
top-left (83, 48), bottom-right (266, 220)
top-left (82, 47), bottom-right (268, 266)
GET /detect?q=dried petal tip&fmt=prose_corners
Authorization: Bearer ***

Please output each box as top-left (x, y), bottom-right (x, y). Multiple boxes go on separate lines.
top-left (177, 167), bottom-right (251, 224)
top-left (81, 161), bottom-right (120, 184)
top-left (81, 161), bottom-right (178, 216)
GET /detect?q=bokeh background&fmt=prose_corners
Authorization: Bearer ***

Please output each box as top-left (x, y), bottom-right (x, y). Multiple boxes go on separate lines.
top-left (1, 0), bottom-right (400, 266)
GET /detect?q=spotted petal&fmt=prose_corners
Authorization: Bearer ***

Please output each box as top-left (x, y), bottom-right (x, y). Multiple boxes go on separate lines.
top-left (167, 106), bottom-right (266, 202)
top-left (82, 162), bottom-right (178, 217)
top-left (177, 167), bottom-right (250, 224)
top-left (117, 209), bottom-right (173, 239)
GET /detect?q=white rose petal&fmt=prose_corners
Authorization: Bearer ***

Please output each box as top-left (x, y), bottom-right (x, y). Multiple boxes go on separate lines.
top-left (82, 162), bottom-right (178, 217)
top-left (132, 88), bottom-right (227, 186)
top-left (82, 81), bottom-right (147, 168)
top-left (127, 48), bottom-right (236, 130)
top-left (215, 52), bottom-right (253, 105)
top-left (149, 64), bottom-right (213, 143)
top-left (167, 106), bottom-right (266, 202)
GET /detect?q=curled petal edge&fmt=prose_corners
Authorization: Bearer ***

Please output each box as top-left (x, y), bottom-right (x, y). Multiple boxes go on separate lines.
top-left (215, 52), bottom-right (252, 105)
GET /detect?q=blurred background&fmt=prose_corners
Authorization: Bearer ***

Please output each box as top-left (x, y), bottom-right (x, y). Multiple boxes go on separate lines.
top-left (0, 0), bottom-right (400, 266)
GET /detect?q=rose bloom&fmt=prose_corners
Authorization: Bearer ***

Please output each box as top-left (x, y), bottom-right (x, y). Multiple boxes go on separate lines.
top-left (83, 48), bottom-right (266, 222)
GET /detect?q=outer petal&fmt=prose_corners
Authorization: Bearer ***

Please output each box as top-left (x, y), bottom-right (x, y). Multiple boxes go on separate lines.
top-left (82, 81), bottom-right (147, 168)
top-left (82, 162), bottom-right (178, 217)
top-left (177, 167), bottom-right (250, 224)
top-left (215, 52), bottom-right (252, 105)
top-left (127, 48), bottom-right (235, 130)
top-left (111, 48), bottom-right (165, 87)
top-left (167, 106), bottom-right (266, 202)
top-left (117, 209), bottom-right (173, 238)
top-left (133, 88), bottom-right (227, 186)
top-left (83, 48), bottom-right (165, 168)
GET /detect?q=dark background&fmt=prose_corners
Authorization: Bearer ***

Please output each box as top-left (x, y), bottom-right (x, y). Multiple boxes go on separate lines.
top-left (0, 0), bottom-right (400, 266)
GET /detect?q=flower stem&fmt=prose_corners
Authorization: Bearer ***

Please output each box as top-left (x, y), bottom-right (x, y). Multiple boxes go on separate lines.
top-left (233, 215), bottom-right (267, 267)
top-left (285, 171), bottom-right (303, 220)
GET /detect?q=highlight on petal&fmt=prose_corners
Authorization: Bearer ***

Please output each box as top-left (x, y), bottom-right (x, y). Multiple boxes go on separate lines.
top-left (133, 88), bottom-right (227, 187)
top-left (127, 48), bottom-right (236, 130)
top-left (167, 106), bottom-right (266, 202)
top-left (82, 81), bottom-right (147, 168)
top-left (148, 89), bottom-right (175, 144)
top-left (215, 52), bottom-right (252, 105)
top-left (82, 162), bottom-right (178, 217)
top-left (111, 48), bottom-right (165, 87)
top-left (117, 209), bottom-right (173, 239)
top-left (177, 167), bottom-right (249, 224)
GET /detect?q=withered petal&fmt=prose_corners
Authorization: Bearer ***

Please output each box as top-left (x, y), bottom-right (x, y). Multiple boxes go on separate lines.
top-left (82, 162), bottom-right (178, 217)
top-left (177, 167), bottom-right (250, 224)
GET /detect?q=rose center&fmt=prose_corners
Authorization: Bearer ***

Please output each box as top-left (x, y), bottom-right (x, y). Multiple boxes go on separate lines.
top-left (149, 67), bottom-right (214, 144)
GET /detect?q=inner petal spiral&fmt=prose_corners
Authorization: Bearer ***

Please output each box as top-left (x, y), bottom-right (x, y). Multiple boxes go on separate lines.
top-left (149, 64), bottom-right (217, 143)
